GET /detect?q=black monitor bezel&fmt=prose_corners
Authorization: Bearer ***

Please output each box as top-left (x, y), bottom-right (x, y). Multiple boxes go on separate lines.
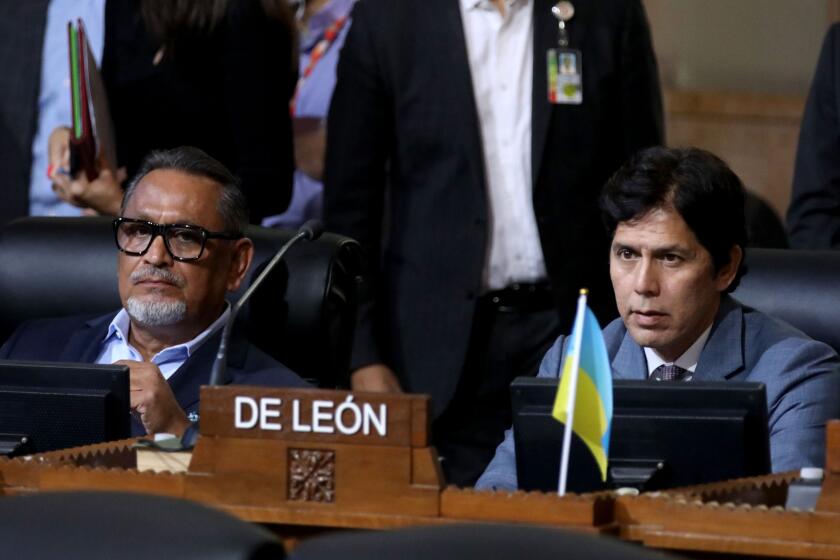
top-left (512, 377), bottom-right (771, 492)
top-left (0, 360), bottom-right (130, 454)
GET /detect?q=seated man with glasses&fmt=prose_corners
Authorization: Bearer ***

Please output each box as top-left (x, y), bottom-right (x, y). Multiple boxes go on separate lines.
top-left (0, 146), bottom-right (308, 437)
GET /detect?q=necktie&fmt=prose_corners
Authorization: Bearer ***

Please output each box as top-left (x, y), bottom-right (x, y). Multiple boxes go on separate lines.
top-left (651, 364), bottom-right (691, 381)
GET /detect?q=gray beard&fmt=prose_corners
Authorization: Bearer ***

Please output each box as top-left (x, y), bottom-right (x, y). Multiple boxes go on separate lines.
top-left (126, 297), bottom-right (187, 327)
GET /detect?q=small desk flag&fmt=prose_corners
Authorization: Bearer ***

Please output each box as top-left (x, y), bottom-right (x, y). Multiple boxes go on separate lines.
top-left (553, 290), bottom-right (613, 493)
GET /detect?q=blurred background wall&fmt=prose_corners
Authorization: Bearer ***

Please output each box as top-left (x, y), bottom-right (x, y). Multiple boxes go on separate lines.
top-left (644, 0), bottom-right (840, 218)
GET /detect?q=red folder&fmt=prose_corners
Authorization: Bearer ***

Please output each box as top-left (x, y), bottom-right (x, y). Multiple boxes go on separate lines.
top-left (67, 19), bottom-right (117, 181)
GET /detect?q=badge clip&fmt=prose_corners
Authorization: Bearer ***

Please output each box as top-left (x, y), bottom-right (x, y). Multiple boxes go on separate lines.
top-left (551, 1), bottom-right (575, 48)
top-left (547, 2), bottom-right (582, 104)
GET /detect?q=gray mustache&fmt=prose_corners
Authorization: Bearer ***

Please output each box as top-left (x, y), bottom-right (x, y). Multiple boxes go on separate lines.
top-left (130, 265), bottom-right (186, 288)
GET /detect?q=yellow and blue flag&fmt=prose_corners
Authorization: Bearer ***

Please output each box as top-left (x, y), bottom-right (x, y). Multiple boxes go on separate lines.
top-left (552, 299), bottom-right (613, 481)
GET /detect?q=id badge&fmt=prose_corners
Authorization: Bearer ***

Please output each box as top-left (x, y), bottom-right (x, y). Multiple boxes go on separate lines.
top-left (547, 48), bottom-right (582, 105)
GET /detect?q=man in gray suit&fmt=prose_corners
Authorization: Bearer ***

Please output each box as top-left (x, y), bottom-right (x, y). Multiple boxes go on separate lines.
top-left (476, 146), bottom-right (840, 491)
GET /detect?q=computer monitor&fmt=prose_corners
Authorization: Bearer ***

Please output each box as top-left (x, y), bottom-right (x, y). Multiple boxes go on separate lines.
top-left (0, 360), bottom-right (130, 456)
top-left (512, 377), bottom-right (770, 492)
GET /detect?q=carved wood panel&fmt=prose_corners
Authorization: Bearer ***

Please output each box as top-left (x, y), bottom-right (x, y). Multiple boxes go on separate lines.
top-left (288, 448), bottom-right (335, 503)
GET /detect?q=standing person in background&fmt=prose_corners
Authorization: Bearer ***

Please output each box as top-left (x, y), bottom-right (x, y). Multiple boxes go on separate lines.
top-left (263, 0), bottom-right (356, 229)
top-left (787, 23), bottom-right (840, 249)
top-left (0, 0), bottom-right (105, 225)
top-left (48, 0), bottom-right (297, 224)
top-left (324, 0), bottom-right (663, 485)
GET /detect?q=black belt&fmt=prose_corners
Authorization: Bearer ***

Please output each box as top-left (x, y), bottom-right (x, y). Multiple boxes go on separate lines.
top-left (480, 282), bottom-right (554, 313)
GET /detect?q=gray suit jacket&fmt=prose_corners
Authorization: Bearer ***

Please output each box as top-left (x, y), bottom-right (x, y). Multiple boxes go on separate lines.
top-left (476, 296), bottom-right (840, 490)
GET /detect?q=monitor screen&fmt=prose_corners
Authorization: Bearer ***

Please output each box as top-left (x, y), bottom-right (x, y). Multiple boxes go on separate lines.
top-left (0, 360), bottom-right (130, 456)
top-left (512, 378), bottom-right (770, 493)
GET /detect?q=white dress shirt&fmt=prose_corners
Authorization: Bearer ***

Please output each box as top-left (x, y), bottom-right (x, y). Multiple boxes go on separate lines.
top-left (459, 0), bottom-right (547, 291)
top-left (643, 325), bottom-right (713, 378)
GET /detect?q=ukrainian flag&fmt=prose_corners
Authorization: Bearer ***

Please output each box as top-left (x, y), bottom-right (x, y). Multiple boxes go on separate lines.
top-left (552, 298), bottom-right (613, 481)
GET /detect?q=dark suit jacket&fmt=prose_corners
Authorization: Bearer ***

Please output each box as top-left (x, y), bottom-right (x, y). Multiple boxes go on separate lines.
top-left (0, 0), bottom-right (49, 225)
top-left (0, 312), bottom-right (309, 436)
top-left (102, 0), bottom-right (295, 222)
top-left (324, 0), bottom-right (663, 414)
top-left (788, 23), bottom-right (840, 249)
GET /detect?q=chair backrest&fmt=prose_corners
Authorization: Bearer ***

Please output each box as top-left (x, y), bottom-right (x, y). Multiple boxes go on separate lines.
top-left (289, 523), bottom-right (676, 560)
top-left (0, 217), bottom-right (360, 387)
top-left (732, 248), bottom-right (840, 353)
top-left (744, 191), bottom-right (788, 249)
top-left (0, 491), bottom-right (285, 560)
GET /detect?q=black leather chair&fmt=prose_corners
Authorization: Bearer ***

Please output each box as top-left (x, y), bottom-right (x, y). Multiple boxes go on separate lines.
top-left (0, 217), bottom-right (360, 387)
top-left (732, 248), bottom-right (840, 353)
top-left (290, 523), bottom-right (678, 559)
top-left (744, 191), bottom-right (788, 249)
top-left (0, 491), bottom-right (285, 559)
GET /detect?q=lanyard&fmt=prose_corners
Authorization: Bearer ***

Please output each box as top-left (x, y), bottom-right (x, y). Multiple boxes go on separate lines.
top-left (290, 15), bottom-right (349, 116)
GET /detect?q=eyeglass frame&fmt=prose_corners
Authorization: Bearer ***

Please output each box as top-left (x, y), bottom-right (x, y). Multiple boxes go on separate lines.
top-left (112, 216), bottom-right (244, 262)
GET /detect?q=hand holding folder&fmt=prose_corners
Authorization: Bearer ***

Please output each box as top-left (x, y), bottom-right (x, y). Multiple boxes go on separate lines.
top-left (47, 126), bottom-right (126, 215)
top-left (47, 19), bottom-right (123, 215)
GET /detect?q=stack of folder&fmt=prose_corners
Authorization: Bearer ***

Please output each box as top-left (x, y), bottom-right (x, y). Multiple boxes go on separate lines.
top-left (67, 19), bottom-right (116, 181)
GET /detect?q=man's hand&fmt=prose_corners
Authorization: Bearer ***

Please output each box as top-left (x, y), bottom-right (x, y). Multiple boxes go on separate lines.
top-left (116, 360), bottom-right (191, 436)
top-left (47, 126), bottom-right (125, 216)
top-left (351, 364), bottom-right (403, 393)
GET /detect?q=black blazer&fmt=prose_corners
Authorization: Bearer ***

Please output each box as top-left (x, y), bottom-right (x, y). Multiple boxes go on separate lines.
top-left (102, 0), bottom-right (296, 222)
top-left (324, 0), bottom-right (663, 414)
top-left (0, 0), bottom-right (50, 226)
top-left (788, 23), bottom-right (840, 249)
top-left (0, 312), bottom-right (308, 435)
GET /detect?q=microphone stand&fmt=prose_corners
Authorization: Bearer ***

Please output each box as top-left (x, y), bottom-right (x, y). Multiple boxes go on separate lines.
top-left (208, 220), bottom-right (324, 387)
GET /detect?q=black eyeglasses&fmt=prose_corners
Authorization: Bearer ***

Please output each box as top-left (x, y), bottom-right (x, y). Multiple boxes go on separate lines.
top-left (113, 217), bottom-right (243, 262)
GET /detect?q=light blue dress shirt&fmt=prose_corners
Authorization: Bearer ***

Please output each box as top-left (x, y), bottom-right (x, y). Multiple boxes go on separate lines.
top-left (29, 0), bottom-right (105, 217)
top-left (95, 305), bottom-right (230, 381)
top-left (262, 0), bottom-right (355, 229)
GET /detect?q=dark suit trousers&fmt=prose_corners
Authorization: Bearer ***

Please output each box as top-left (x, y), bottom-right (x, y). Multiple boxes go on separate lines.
top-left (432, 298), bottom-right (561, 487)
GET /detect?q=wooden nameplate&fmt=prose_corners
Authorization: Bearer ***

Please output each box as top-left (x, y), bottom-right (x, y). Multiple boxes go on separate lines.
top-left (185, 386), bottom-right (443, 523)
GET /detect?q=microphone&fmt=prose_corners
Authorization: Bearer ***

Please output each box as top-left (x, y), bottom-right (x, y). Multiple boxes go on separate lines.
top-left (207, 220), bottom-right (324, 387)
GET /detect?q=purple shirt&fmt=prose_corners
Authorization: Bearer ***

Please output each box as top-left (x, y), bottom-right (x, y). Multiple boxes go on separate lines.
top-left (263, 0), bottom-right (355, 229)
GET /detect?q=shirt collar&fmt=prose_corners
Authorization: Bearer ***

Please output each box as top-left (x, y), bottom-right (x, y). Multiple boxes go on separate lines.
top-left (102, 303), bottom-right (231, 361)
top-left (460, 0), bottom-right (527, 13)
top-left (643, 324), bottom-right (713, 377)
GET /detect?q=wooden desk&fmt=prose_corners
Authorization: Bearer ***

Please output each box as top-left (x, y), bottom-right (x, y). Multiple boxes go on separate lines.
top-left (2, 390), bottom-right (839, 558)
top-left (0, 387), bottom-right (612, 543)
top-left (613, 421), bottom-right (840, 559)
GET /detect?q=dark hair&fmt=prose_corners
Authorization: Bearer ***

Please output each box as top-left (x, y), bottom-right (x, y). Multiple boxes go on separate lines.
top-left (140, 0), bottom-right (296, 62)
top-left (600, 146), bottom-right (747, 292)
top-left (122, 146), bottom-right (250, 235)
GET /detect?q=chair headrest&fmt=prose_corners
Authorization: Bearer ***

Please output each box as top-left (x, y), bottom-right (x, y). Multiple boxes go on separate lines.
top-left (732, 248), bottom-right (840, 353)
top-left (0, 491), bottom-right (285, 559)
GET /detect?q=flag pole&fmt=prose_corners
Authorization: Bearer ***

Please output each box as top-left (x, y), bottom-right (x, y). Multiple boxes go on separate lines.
top-left (558, 288), bottom-right (588, 496)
